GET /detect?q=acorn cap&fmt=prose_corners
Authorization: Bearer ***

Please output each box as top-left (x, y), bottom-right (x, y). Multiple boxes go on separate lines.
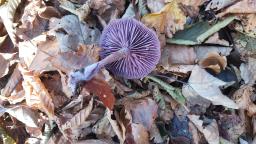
top-left (100, 18), bottom-right (161, 79)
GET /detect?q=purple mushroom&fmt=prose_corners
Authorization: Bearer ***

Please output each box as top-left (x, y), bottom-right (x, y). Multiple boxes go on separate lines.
top-left (68, 18), bottom-right (160, 92)
top-left (99, 18), bottom-right (161, 79)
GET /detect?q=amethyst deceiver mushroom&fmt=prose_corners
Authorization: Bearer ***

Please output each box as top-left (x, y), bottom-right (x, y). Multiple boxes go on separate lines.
top-left (99, 18), bottom-right (161, 79)
top-left (68, 18), bottom-right (160, 92)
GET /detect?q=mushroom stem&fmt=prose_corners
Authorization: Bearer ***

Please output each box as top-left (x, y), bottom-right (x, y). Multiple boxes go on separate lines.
top-left (98, 47), bottom-right (129, 68)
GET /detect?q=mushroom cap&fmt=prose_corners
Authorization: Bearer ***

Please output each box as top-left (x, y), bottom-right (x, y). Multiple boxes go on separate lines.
top-left (99, 18), bottom-right (161, 79)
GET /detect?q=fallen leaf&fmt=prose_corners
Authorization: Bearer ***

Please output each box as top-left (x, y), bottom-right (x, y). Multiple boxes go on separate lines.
top-left (167, 16), bottom-right (235, 45)
top-left (147, 76), bottom-right (186, 105)
top-left (124, 98), bottom-right (158, 130)
top-left (38, 6), bottom-right (61, 19)
top-left (0, 127), bottom-right (16, 144)
top-left (159, 45), bottom-right (196, 65)
top-left (84, 78), bottom-right (116, 110)
top-left (204, 33), bottom-right (230, 46)
top-left (59, 2), bottom-right (90, 21)
top-left (92, 114), bottom-right (115, 137)
top-left (188, 65), bottom-right (238, 109)
top-left (188, 115), bottom-right (220, 144)
top-left (240, 57), bottom-right (256, 85)
top-left (49, 15), bottom-right (101, 48)
top-left (199, 52), bottom-right (227, 74)
top-left (149, 123), bottom-right (164, 143)
top-left (20, 65), bottom-right (55, 118)
top-left (61, 98), bottom-right (93, 130)
top-left (106, 109), bottom-right (125, 144)
top-left (234, 14), bottom-right (256, 38)
top-left (206, 0), bottom-right (237, 11)
top-left (131, 123), bottom-right (149, 144)
top-left (233, 32), bottom-right (256, 58)
top-left (0, 52), bottom-right (17, 78)
top-left (142, 0), bottom-right (187, 38)
top-left (194, 46), bottom-right (232, 60)
top-left (4, 106), bottom-right (39, 128)
top-left (218, 0), bottom-right (256, 17)
top-left (1, 66), bottom-right (22, 96)
top-left (233, 85), bottom-right (256, 116)
top-left (147, 0), bottom-right (165, 13)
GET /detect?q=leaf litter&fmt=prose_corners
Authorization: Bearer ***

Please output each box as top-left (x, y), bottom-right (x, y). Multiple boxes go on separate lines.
top-left (0, 0), bottom-right (256, 143)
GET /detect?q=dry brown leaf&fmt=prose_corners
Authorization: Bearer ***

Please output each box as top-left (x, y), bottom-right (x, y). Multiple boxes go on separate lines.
top-left (124, 98), bottom-right (158, 130)
top-left (38, 6), bottom-right (61, 19)
top-left (218, 0), bottom-right (256, 17)
top-left (188, 65), bottom-right (238, 109)
top-left (0, 90), bottom-right (25, 104)
top-left (188, 115), bottom-right (219, 144)
top-left (61, 98), bottom-right (93, 130)
top-left (131, 123), bottom-right (149, 144)
top-left (49, 15), bottom-right (101, 48)
top-left (234, 14), bottom-right (256, 38)
top-left (199, 52), bottom-right (227, 74)
top-left (0, 52), bottom-right (17, 78)
top-left (1, 65), bottom-right (22, 96)
top-left (147, 0), bottom-right (165, 13)
top-left (20, 65), bottom-right (55, 118)
top-left (92, 115), bottom-right (115, 137)
top-left (84, 77), bottom-right (116, 110)
top-left (159, 45), bottom-right (196, 66)
top-left (106, 109), bottom-right (125, 144)
top-left (5, 106), bottom-right (39, 128)
top-left (204, 33), bottom-right (230, 46)
top-left (233, 85), bottom-right (256, 116)
top-left (18, 34), bottom-right (59, 73)
top-left (240, 57), bottom-right (256, 85)
top-left (142, 0), bottom-right (187, 38)
top-left (149, 123), bottom-right (164, 143)
top-left (194, 46), bottom-right (232, 60)
top-left (205, 0), bottom-right (237, 11)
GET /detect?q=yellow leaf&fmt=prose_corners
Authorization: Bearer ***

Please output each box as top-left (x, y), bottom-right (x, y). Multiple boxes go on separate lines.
top-left (142, 0), bottom-right (186, 38)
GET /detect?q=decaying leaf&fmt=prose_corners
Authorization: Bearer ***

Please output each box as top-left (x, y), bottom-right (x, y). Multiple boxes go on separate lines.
top-left (233, 85), bottom-right (256, 116)
top-left (187, 65), bottom-right (238, 109)
top-left (199, 52), bottom-right (227, 74)
top-left (234, 14), bottom-right (256, 38)
top-left (188, 115), bottom-right (220, 144)
top-left (147, 76), bottom-right (186, 105)
top-left (0, 0), bottom-right (22, 45)
top-left (61, 98), bottom-right (93, 130)
top-left (1, 66), bottom-right (22, 97)
top-left (0, 52), bottom-right (17, 78)
top-left (0, 127), bottom-right (16, 144)
top-left (240, 57), bottom-right (256, 85)
top-left (218, 0), bottom-right (256, 17)
top-left (124, 98), bottom-right (158, 130)
top-left (3, 106), bottom-right (39, 128)
top-left (20, 65), bottom-right (55, 118)
top-left (131, 123), bottom-right (149, 144)
top-left (206, 0), bottom-right (237, 11)
top-left (159, 45), bottom-right (196, 65)
top-left (142, 0), bottom-right (187, 38)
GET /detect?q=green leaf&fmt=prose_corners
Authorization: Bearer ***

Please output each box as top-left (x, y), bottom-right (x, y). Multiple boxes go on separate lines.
top-left (0, 127), bottom-right (16, 144)
top-left (167, 16), bottom-right (236, 45)
top-left (146, 76), bottom-right (186, 105)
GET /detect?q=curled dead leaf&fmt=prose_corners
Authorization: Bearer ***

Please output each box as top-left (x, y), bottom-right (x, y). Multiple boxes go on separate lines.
top-left (142, 0), bottom-right (186, 38)
top-left (20, 65), bottom-right (55, 118)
